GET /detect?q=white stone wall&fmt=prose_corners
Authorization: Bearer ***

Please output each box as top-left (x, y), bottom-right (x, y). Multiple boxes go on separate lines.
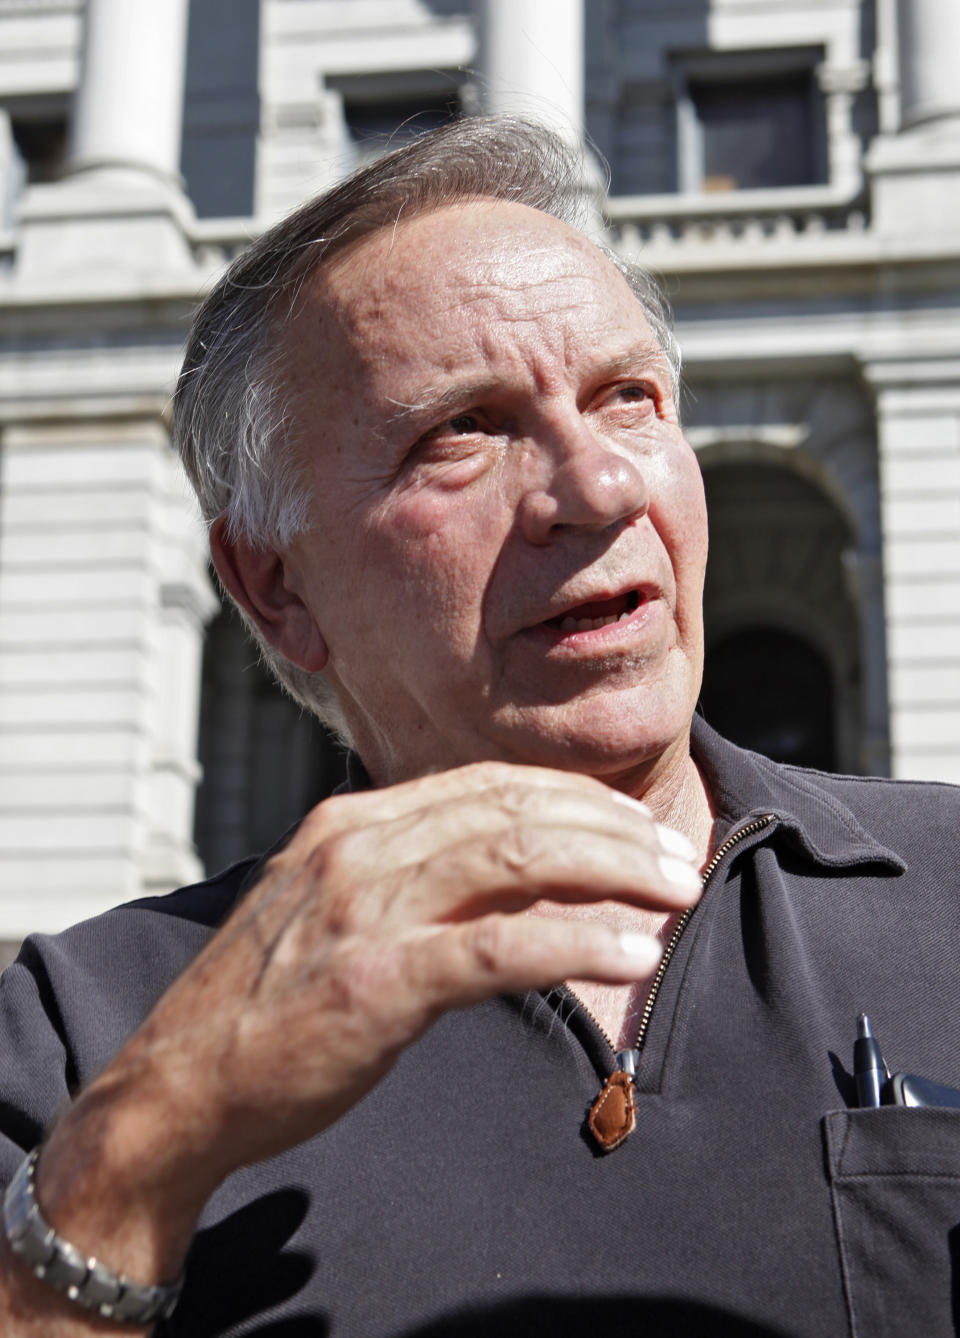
top-left (0, 1), bottom-right (81, 101)
top-left (867, 365), bottom-right (960, 782)
top-left (0, 418), bottom-right (214, 938)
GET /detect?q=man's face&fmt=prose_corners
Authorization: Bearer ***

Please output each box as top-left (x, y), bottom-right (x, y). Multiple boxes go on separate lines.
top-left (278, 200), bottom-right (708, 790)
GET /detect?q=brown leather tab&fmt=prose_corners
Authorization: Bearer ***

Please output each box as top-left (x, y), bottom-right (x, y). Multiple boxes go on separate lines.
top-left (586, 1070), bottom-right (636, 1152)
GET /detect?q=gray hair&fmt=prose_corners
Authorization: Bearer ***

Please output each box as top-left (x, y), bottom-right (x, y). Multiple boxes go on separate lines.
top-left (174, 116), bottom-right (681, 741)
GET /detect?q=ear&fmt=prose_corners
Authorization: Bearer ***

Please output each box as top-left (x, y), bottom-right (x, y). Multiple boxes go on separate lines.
top-left (209, 517), bottom-right (329, 672)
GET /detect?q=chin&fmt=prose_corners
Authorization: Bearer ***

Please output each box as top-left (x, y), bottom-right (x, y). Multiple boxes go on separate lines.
top-left (492, 688), bottom-right (696, 779)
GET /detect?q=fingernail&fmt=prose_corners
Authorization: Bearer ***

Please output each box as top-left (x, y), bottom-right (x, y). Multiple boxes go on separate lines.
top-left (609, 791), bottom-right (652, 817)
top-left (656, 823), bottom-right (697, 861)
top-left (618, 932), bottom-right (663, 970)
top-left (658, 855), bottom-right (702, 893)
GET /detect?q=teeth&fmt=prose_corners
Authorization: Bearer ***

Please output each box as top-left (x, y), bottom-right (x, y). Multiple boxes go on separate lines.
top-left (559, 609), bottom-right (634, 633)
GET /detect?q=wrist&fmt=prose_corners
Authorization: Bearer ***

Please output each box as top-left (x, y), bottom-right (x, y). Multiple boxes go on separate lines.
top-left (33, 1053), bottom-right (219, 1293)
top-left (4, 1148), bottom-right (182, 1327)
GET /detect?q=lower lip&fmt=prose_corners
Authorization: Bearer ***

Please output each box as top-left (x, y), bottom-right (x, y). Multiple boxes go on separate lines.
top-left (525, 597), bottom-right (661, 652)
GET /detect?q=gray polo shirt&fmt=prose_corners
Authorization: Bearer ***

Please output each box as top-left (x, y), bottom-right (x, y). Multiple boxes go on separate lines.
top-left (3, 719), bottom-right (960, 1337)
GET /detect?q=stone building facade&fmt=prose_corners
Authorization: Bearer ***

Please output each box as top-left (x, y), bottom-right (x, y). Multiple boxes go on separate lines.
top-left (0, 0), bottom-right (958, 954)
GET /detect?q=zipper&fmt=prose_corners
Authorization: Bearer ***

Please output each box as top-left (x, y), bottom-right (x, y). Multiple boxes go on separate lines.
top-left (583, 812), bottom-right (776, 1150)
top-left (612, 812), bottom-right (777, 1075)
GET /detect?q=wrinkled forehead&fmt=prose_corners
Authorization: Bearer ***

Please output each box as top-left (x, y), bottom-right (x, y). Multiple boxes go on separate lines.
top-left (280, 199), bottom-right (657, 382)
top-left (329, 200), bottom-right (605, 297)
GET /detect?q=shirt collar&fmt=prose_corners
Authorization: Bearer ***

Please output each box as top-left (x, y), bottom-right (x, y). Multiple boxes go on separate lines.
top-left (691, 714), bottom-right (905, 873)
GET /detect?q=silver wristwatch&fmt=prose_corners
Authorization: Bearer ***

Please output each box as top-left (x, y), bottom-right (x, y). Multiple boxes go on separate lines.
top-left (3, 1147), bottom-right (182, 1326)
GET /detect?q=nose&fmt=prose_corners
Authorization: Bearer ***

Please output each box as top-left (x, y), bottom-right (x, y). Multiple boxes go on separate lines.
top-left (517, 416), bottom-right (649, 546)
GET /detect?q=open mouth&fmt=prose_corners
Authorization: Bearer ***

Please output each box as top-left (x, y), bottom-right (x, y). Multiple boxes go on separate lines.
top-left (545, 589), bottom-right (644, 634)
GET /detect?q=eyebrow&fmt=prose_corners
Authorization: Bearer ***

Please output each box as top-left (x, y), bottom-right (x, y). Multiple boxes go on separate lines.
top-left (381, 344), bottom-right (671, 432)
top-left (383, 381), bottom-right (502, 432)
top-left (595, 346), bottom-right (671, 384)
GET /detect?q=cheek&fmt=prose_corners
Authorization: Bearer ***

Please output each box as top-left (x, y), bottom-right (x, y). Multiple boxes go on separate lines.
top-left (648, 454), bottom-right (709, 601)
top-left (373, 477), bottom-right (512, 584)
top-left (377, 462), bottom-right (510, 538)
top-left (362, 490), bottom-right (509, 639)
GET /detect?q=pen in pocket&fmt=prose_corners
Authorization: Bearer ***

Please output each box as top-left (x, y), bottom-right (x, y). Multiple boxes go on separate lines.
top-left (853, 1013), bottom-right (960, 1109)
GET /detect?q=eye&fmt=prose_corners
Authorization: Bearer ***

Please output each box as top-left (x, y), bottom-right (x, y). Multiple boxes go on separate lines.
top-left (615, 383), bottom-right (651, 404)
top-left (589, 378), bottom-right (661, 431)
top-left (600, 381), bottom-right (663, 420)
top-left (448, 413), bottom-right (481, 435)
top-left (419, 409), bottom-right (495, 446)
top-left (410, 409), bottom-right (494, 465)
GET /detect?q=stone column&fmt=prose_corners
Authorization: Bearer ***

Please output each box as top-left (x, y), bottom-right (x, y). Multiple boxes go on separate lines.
top-left (867, 0), bottom-right (960, 236)
top-left (863, 359), bottom-right (960, 783)
top-left (140, 455), bottom-right (220, 896)
top-left (473, 0), bottom-right (584, 142)
top-left (897, 0), bottom-right (960, 130)
top-left (15, 0), bottom-right (195, 283)
top-left (0, 107), bottom-right (25, 230)
top-left (69, 0), bottom-right (189, 182)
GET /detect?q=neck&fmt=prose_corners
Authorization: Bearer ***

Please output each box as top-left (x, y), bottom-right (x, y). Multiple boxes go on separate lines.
top-left (566, 749), bottom-right (716, 1049)
top-left (612, 738), bottom-right (716, 870)
top-left (649, 760), bottom-right (715, 868)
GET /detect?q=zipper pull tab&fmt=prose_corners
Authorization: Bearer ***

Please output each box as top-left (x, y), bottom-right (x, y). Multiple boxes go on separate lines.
top-left (617, 1048), bottom-right (642, 1078)
top-left (586, 1049), bottom-right (640, 1153)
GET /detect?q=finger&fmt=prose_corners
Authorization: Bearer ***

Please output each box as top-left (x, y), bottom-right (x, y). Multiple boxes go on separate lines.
top-left (299, 759), bottom-right (641, 835)
top-left (312, 818), bottom-right (699, 940)
top-left (395, 913), bottom-right (664, 1022)
top-left (287, 779), bottom-right (696, 903)
top-left (415, 821), bottom-right (702, 922)
top-left (367, 782), bottom-right (691, 866)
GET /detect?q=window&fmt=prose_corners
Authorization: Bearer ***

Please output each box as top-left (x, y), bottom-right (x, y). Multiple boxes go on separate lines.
top-left (675, 49), bottom-right (827, 194)
top-left (1, 98), bottom-right (67, 228)
top-left (193, 601), bottom-right (350, 875)
top-left (691, 72), bottom-right (822, 191)
top-left (329, 70), bottom-right (461, 166)
top-left (10, 114), bottom-right (66, 183)
top-left (343, 94), bottom-right (460, 163)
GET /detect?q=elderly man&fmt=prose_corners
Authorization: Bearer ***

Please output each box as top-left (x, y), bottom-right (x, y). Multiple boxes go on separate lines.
top-left (2, 119), bottom-right (960, 1338)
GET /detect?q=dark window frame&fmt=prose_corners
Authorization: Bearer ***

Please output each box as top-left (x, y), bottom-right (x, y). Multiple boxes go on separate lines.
top-left (670, 46), bottom-right (828, 195)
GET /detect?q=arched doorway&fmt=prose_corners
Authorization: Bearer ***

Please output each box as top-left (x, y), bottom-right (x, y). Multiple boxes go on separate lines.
top-left (700, 458), bottom-right (861, 772)
top-left (700, 626), bottom-right (836, 769)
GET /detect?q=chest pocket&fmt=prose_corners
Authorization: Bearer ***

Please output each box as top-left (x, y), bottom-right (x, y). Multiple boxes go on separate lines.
top-left (824, 1108), bottom-right (960, 1337)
